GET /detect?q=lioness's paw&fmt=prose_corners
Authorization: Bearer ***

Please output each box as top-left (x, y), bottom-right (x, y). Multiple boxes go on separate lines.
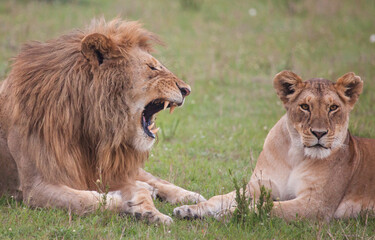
top-left (213, 207), bottom-right (237, 221)
top-left (173, 205), bottom-right (202, 219)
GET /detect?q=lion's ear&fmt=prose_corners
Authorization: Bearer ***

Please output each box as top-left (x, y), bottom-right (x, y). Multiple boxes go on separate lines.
top-left (335, 72), bottom-right (363, 108)
top-left (273, 70), bottom-right (303, 105)
top-left (81, 33), bottom-right (115, 66)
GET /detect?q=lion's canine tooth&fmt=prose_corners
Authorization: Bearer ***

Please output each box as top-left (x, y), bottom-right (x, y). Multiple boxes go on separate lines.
top-left (164, 101), bottom-right (169, 110)
top-left (170, 105), bottom-right (176, 114)
top-left (151, 127), bottom-right (160, 134)
top-left (148, 122), bottom-right (155, 130)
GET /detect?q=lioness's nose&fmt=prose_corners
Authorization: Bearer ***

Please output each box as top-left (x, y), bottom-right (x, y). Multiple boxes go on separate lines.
top-left (311, 129), bottom-right (328, 140)
top-left (178, 85), bottom-right (191, 97)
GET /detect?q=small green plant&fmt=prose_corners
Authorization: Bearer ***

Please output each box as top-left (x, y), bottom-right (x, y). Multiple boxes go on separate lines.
top-left (230, 170), bottom-right (252, 226)
top-left (230, 170), bottom-right (273, 227)
top-left (94, 171), bottom-right (110, 211)
top-left (256, 185), bottom-right (274, 220)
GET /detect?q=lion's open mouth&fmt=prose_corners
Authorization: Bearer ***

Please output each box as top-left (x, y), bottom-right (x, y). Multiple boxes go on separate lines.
top-left (142, 99), bottom-right (178, 138)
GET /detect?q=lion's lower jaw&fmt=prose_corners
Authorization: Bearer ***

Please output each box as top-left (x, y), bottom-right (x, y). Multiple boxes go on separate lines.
top-left (133, 135), bottom-right (155, 152)
top-left (304, 147), bottom-right (332, 159)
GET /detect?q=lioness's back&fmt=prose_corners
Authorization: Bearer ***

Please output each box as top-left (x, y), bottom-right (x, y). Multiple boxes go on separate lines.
top-left (348, 136), bottom-right (375, 194)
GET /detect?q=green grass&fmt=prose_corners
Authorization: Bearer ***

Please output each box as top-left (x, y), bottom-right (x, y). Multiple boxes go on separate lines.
top-left (1, 0), bottom-right (375, 239)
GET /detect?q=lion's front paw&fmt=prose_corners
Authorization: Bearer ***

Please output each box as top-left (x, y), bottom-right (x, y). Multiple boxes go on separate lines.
top-left (147, 212), bottom-right (173, 225)
top-left (181, 191), bottom-right (207, 204)
top-left (135, 181), bottom-right (158, 200)
top-left (165, 190), bottom-right (207, 204)
top-left (173, 205), bottom-right (203, 219)
top-left (131, 210), bottom-right (173, 225)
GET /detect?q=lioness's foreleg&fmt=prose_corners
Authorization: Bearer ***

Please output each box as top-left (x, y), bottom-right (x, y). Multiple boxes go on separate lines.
top-left (173, 180), bottom-right (280, 219)
top-left (136, 168), bottom-right (206, 204)
top-left (271, 195), bottom-right (338, 221)
top-left (174, 179), bottom-right (337, 221)
top-left (173, 190), bottom-right (237, 219)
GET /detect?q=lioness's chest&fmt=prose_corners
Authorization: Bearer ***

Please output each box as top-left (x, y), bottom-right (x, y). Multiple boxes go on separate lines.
top-left (283, 161), bottom-right (314, 200)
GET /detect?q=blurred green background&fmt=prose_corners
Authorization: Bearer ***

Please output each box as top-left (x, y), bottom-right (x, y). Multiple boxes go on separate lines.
top-left (1, 0), bottom-right (375, 239)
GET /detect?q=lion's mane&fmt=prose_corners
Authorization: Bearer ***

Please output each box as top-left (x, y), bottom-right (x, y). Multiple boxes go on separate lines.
top-left (6, 19), bottom-right (161, 190)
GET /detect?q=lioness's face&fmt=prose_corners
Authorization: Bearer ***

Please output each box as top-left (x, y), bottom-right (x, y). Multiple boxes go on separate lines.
top-left (285, 80), bottom-right (350, 159)
top-left (274, 71), bottom-right (363, 159)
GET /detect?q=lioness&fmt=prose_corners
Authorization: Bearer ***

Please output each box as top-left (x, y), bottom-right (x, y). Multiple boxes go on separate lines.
top-left (0, 18), bottom-right (205, 224)
top-left (174, 70), bottom-right (375, 221)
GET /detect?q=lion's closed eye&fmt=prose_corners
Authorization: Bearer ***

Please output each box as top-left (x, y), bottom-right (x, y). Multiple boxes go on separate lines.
top-left (148, 64), bottom-right (158, 71)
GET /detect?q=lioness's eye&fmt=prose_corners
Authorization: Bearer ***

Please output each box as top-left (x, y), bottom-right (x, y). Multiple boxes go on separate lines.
top-left (300, 104), bottom-right (310, 111)
top-left (329, 105), bottom-right (339, 111)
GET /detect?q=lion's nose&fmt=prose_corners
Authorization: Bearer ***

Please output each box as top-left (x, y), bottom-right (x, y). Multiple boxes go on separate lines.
top-left (178, 85), bottom-right (191, 97)
top-left (310, 129), bottom-right (328, 140)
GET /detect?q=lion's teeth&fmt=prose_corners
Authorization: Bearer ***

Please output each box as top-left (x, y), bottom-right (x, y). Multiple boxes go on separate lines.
top-left (169, 104), bottom-right (176, 114)
top-left (148, 122), bottom-right (155, 130)
top-left (164, 101), bottom-right (169, 110)
top-left (151, 127), bottom-right (160, 134)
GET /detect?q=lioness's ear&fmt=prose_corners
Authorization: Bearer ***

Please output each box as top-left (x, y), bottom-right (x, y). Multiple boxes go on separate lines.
top-left (335, 72), bottom-right (363, 108)
top-left (273, 70), bottom-right (303, 104)
top-left (81, 33), bottom-right (115, 66)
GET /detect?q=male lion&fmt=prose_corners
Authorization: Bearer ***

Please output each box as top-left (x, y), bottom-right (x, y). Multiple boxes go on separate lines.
top-left (174, 70), bottom-right (375, 221)
top-left (0, 18), bottom-right (205, 224)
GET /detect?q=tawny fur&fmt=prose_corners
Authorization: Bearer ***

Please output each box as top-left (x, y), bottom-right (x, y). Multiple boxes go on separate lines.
top-left (5, 20), bottom-right (157, 189)
top-left (0, 18), bottom-right (205, 224)
top-left (174, 71), bottom-right (375, 221)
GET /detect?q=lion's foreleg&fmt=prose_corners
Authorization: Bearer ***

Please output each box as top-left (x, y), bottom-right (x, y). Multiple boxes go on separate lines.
top-left (25, 179), bottom-right (172, 224)
top-left (23, 180), bottom-right (123, 214)
top-left (136, 168), bottom-right (206, 204)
